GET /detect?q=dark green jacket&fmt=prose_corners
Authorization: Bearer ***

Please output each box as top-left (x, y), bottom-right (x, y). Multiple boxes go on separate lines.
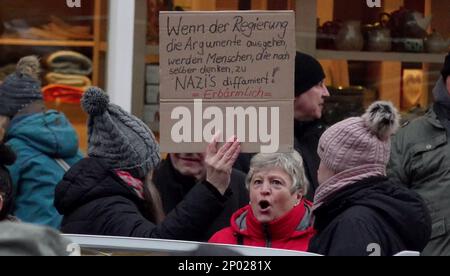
top-left (388, 107), bottom-right (450, 256)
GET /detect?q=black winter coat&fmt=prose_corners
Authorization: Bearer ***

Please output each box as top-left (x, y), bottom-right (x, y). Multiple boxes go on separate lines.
top-left (233, 120), bottom-right (325, 201)
top-left (308, 176), bottom-right (431, 256)
top-left (293, 120), bottom-right (325, 201)
top-left (153, 157), bottom-right (249, 241)
top-left (55, 158), bottom-right (233, 240)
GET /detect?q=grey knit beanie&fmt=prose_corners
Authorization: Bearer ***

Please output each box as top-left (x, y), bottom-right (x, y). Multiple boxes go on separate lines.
top-left (0, 56), bottom-right (43, 118)
top-left (81, 87), bottom-right (161, 179)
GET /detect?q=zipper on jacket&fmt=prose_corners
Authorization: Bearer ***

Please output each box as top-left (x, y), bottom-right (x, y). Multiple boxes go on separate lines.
top-left (262, 224), bottom-right (272, 248)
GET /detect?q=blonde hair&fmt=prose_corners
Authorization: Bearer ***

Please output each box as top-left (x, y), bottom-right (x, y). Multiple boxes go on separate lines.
top-left (144, 172), bottom-right (165, 224)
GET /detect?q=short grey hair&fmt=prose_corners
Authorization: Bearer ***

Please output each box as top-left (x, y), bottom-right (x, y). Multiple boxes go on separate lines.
top-left (245, 151), bottom-right (309, 196)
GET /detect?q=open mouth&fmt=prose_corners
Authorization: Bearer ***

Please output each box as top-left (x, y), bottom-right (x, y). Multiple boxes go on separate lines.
top-left (181, 157), bottom-right (200, 162)
top-left (259, 200), bottom-right (271, 211)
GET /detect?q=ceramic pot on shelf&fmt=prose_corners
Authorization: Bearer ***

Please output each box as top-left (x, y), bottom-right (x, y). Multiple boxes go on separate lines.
top-left (366, 13), bottom-right (392, 52)
top-left (335, 20), bottom-right (364, 51)
top-left (405, 11), bottom-right (432, 38)
top-left (425, 30), bottom-right (450, 53)
top-left (317, 20), bottom-right (341, 50)
top-left (386, 7), bottom-right (432, 52)
top-left (387, 7), bottom-right (431, 39)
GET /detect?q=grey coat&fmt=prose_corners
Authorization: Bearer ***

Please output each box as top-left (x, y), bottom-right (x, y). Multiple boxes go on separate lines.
top-left (388, 79), bottom-right (450, 255)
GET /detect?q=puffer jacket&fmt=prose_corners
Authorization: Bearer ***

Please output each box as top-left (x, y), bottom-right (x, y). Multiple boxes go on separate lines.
top-left (388, 90), bottom-right (450, 255)
top-left (209, 200), bottom-right (315, 252)
top-left (6, 111), bottom-right (82, 228)
top-left (55, 157), bottom-right (234, 240)
top-left (309, 176), bottom-right (431, 256)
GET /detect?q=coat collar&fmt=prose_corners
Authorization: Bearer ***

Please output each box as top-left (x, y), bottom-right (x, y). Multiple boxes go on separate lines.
top-left (294, 120), bottom-right (325, 139)
top-left (426, 107), bottom-right (445, 130)
top-left (231, 200), bottom-right (312, 241)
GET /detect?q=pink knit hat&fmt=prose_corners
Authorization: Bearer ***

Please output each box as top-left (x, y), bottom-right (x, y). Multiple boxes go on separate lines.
top-left (318, 101), bottom-right (400, 173)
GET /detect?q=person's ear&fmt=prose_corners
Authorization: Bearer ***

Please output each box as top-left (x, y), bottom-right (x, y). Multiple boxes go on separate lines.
top-left (295, 192), bottom-right (302, 204)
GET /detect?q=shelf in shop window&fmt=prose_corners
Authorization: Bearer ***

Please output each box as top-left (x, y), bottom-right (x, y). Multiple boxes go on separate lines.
top-left (316, 50), bottom-right (447, 63)
top-left (147, 45), bottom-right (159, 56)
top-left (0, 37), bottom-right (95, 47)
top-left (99, 41), bottom-right (108, 52)
top-left (146, 55), bottom-right (159, 64)
top-left (146, 45), bottom-right (159, 64)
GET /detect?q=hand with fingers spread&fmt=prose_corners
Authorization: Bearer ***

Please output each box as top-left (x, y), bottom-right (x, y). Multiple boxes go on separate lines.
top-left (205, 134), bottom-right (241, 195)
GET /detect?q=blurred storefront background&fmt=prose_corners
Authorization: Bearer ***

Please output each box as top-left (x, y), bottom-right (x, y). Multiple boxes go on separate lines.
top-left (1, 0), bottom-right (448, 151)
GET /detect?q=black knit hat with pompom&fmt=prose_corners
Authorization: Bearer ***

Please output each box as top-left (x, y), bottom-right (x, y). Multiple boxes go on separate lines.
top-left (81, 87), bottom-right (161, 179)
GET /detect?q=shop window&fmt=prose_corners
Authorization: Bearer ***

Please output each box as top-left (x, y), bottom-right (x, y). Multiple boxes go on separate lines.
top-left (0, 0), bottom-right (109, 152)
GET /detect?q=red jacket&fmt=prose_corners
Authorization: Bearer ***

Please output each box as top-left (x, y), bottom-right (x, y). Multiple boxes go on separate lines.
top-left (209, 199), bottom-right (315, 251)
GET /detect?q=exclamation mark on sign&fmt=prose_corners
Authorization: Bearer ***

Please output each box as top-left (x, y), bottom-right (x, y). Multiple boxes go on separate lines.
top-left (272, 67), bottom-right (280, 83)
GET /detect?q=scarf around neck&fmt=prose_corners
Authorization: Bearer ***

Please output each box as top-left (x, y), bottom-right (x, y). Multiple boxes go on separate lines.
top-left (313, 164), bottom-right (386, 211)
top-left (116, 170), bottom-right (145, 200)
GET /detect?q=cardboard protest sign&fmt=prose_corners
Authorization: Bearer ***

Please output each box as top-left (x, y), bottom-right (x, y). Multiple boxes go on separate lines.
top-left (159, 11), bottom-right (295, 153)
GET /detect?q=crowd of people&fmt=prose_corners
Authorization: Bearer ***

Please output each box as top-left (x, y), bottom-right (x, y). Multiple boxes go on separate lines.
top-left (0, 51), bottom-right (449, 256)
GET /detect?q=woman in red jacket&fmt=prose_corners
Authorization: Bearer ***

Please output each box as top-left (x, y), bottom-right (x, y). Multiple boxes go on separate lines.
top-left (209, 151), bottom-right (314, 251)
